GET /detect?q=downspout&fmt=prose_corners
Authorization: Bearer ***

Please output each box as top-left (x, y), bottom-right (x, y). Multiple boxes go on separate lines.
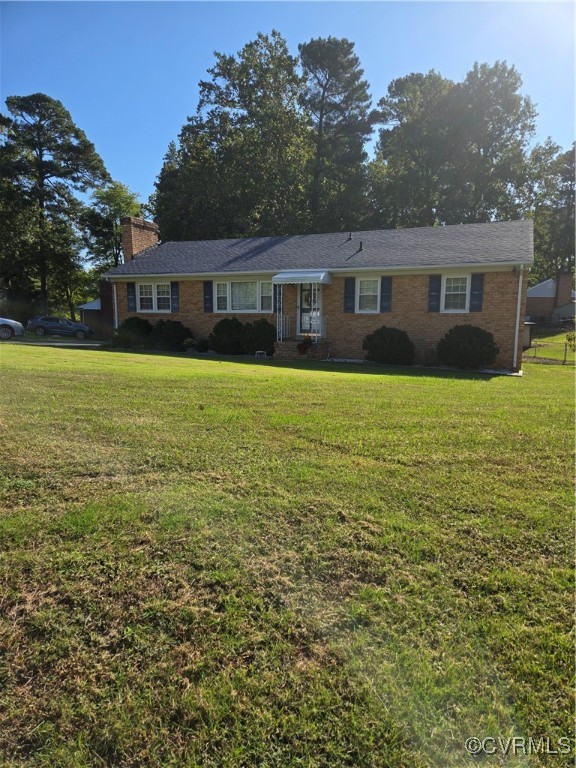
top-left (112, 282), bottom-right (119, 330)
top-left (512, 265), bottom-right (524, 371)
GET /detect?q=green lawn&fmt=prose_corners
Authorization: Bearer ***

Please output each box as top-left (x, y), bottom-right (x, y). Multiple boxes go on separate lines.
top-left (525, 329), bottom-right (575, 364)
top-left (0, 347), bottom-right (573, 767)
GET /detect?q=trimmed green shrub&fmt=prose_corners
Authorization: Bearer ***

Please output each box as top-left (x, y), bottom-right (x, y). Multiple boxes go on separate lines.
top-left (150, 319), bottom-right (193, 351)
top-left (436, 324), bottom-right (499, 369)
top-left (112, 317), bottom-right (153, 348)
top-left (196, 338), bottom-right (210, 353)
top-left (241, 319), bottom-right (276, 355)
top-left (209, 318), bottom-right (244, 355)
top-left (362, 326), bottom-right (415, 365)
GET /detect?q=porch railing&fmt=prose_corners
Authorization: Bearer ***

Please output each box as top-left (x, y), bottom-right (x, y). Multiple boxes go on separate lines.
top-left (306, 314), bottom-right (325, 340)
top-left (278, 315), bottom-right (292, 341)
top-left (276, 314), bottom-right (325, 343)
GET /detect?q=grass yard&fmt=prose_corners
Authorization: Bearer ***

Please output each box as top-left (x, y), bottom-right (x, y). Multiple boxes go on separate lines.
top-left (524, 329), bottom-right (575, 364)
top-left (0, 346), bottom-right (573, 767)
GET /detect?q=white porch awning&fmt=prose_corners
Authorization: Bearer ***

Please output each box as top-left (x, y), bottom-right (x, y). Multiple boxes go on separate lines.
top-left (272, 270), bottom-right (332, 285)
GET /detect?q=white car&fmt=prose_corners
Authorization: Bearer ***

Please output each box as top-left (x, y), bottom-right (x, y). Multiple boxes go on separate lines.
top-left (0, 317), bottom-right (26, 340)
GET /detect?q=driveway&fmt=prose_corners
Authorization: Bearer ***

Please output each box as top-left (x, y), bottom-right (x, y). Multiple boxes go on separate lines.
top-left (2, 336), bottom-right (106, 349)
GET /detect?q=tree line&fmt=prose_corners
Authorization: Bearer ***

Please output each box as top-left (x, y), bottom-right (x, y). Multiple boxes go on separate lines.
top-left (0, 30), bottom-right (573, 317)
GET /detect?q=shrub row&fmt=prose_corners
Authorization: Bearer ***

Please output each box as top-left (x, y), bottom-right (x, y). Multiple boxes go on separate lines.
top-left (208, 318), bottom-right (276, 356)
top-left (114, 316), bottom-right (499, 369)
top-left (113, 316), bottom-right (276, 356)
top-left (112, 317), bottom-right (193, 351)
top-left (362, 324), bottom-right (499, 370)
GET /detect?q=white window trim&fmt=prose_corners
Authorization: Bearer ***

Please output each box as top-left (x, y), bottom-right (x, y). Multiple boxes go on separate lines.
top-left (214, 280), bottom-right (273, 314)
top-left (441, 274), bottom-right (471, 314)
top-left (355, 276), bottom-right (381, 314)
top-left (137, 282), bottom-right (172, 313)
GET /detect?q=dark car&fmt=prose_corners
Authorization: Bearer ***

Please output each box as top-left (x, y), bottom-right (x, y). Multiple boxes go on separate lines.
top-left (27, 316), bottom-right (94, 340)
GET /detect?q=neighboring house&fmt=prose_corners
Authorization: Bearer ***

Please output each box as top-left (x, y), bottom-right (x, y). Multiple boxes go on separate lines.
top-left (78, 298), bottom-right (101, 324)
top-left (104, 217), bottom-right (534, 370)
top-left (78, 281), bottom-right (115, 339)
top-left (526, 273), bottom-right (575, 323)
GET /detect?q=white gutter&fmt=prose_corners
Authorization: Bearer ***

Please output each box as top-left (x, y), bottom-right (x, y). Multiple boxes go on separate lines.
top-left (112, 282), bottom-right (118, 330)
top-left (512, 264), bottom-right (524, 370)
top-left (104, 261), bottom-right (533, 283)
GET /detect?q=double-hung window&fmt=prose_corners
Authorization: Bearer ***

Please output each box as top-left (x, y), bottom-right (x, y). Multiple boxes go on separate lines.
top-left (357, 278), bottom-right (380, 312)
top-left (216, 283), bottom-right (228, 311)
top-left (138, 283), bottom-right (171, 312)
top-left (344, 276), bottom-right (392, 314)
top-left (442, 276), bottom-right (470, 312)
top-left (215, 281), bottom-right (273, 313)
top-left (260, 282), bottom-right (273, 312)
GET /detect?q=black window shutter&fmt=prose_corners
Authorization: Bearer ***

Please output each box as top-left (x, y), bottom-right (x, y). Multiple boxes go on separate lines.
top-left (170, 282), bottom-right (179, 313)
top-left (273, 284), bottom-right (281, 313)
top-left (127, 282), bottom-right (136, 312)
top-left (344, 277), bottom-right (356, 313)
top-left (428, 275), bottom-right (442, 312)
top-left (469, 273), bottom-right (484, 312)
top-left (203, 281), bottom-right (213, 313)
top-left (380, 277), bottom-right (392, 312)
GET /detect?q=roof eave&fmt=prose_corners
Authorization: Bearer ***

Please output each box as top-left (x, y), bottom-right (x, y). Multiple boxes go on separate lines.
top-left (105, 259), bottom-right (533, 282)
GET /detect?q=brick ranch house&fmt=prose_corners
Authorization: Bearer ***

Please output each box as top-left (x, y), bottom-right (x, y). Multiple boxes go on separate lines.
top-left (104, 217), bottom-right (533, 370)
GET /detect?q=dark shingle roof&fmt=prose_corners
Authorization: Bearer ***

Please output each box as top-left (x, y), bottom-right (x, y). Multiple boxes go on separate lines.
top-left (107, 220), bottom-right (533, 278)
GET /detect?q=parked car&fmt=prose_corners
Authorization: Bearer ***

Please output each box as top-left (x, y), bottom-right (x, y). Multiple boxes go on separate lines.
top-left (27, 316), bottom-right (94, 339)
top-left (0, 317), bottom-right (25, 340)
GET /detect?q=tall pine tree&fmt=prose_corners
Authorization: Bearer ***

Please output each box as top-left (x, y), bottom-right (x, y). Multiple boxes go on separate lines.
top-left (299, 36), bottom-right (378, 232)
top-left (0, 93), bottom-right (109, 312)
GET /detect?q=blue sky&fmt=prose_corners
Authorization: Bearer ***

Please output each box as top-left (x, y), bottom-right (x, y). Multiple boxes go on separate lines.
top-left (1, 1), bottom-right (574, 205)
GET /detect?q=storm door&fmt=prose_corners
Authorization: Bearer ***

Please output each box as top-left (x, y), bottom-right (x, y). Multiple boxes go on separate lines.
top-left (298, 283), bottom-right (322, 336)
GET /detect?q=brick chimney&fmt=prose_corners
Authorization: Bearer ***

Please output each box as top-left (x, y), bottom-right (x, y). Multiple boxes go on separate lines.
top-left (121, 217), bottom-right (159, 261)
top-left (555, 271), bottom-right (574, 308)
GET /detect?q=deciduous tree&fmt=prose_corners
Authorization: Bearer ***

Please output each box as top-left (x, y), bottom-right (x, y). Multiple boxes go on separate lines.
top-left (368, 71), bottom-right (453, 228)
top-left (441, 61), bottom-right (536, 223)
top-left (530, 143), bottom-right (575, 283)
top-left (154, 32), bottom-right (313, 240)
top-left (82, 181), bottom-right (141, 272)
top-left (368, 63), bottom-right (537, 228)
